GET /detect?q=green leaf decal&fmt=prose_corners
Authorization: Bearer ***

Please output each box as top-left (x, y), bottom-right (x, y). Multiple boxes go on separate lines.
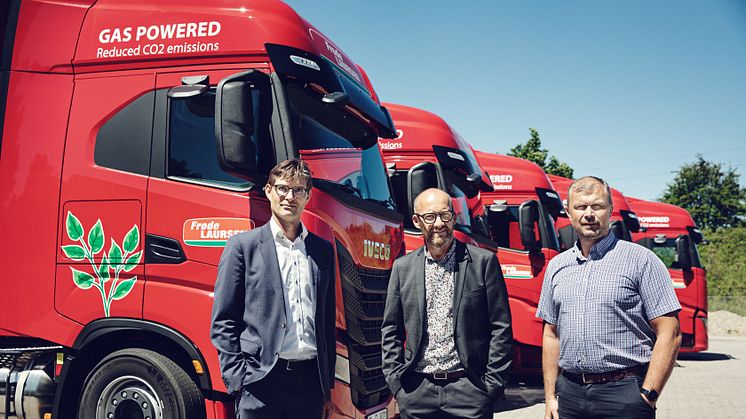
top-left (88, 220), bottom-right (105, 254)
top-left (66, 212), bottom-right (84, 241)
top-left (98, 255), bottom-right (110, 282)
top-left (61, 245), bottom-right (86, 261)
top-left (122, 251), bottom-right (142, 272)
top-left (123, 225), bottom-right (139, 253)
top-left (70, 267), bottom-right (95, 289)
top-left (111, 277), bottom-right (136, 300)
top-left (109, 240), bottom-right (123, 265)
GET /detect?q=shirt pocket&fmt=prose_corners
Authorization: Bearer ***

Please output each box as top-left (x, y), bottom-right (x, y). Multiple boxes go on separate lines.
top-left (587, 270), bottom-right (639, 311)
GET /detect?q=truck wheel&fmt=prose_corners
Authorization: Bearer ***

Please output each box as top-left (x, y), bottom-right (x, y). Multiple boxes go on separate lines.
top-left (78, 348), bottom-right (205, 419)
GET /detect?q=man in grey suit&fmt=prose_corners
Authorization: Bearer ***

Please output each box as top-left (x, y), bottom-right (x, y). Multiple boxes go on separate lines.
top-left (211, 159), bottom-right (335, 419)
top-left (381, 188), bottom-right (513, 419)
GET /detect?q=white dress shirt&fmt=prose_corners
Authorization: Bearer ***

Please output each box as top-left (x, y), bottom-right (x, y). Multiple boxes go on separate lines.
top-left (269, 218), bottom-right (317, 360)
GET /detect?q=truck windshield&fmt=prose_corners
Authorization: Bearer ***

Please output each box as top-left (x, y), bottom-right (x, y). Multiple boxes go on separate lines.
top-left (644, 235), bottom-right (702, 269)
top-left (285, 82), bottom-right (395, 210)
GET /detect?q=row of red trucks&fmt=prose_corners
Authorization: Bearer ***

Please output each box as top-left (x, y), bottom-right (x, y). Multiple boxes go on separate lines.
top-left (0, 1), bottom-right (706, 418)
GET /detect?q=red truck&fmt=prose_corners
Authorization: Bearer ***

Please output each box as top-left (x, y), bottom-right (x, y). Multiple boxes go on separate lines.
top-left (379, 105), bottom-right (564, 375)
top-left (473, 151), bottom-right (565, 375)
top-left (547, 175), bottom-right (641, 249)
top-left (627, 198), bottom-right (708, 353)
top-left (0, 1), bottom-right (404, 418)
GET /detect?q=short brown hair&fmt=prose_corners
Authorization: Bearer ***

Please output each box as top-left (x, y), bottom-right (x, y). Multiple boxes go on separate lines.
top-left (568, 176), bottom-right (612, 206)
top-left (267, 158), bottom-right (313, 189)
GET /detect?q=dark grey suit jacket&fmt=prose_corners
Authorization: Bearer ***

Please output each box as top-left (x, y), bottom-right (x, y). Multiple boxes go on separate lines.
top-left (210, 222), bottom-right (336, 399)
top-left (381, 240), bottom-right (513, 399)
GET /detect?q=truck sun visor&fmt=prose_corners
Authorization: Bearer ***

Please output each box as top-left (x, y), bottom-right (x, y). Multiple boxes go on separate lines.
top-left (265, 43), bottom-right (396, 138)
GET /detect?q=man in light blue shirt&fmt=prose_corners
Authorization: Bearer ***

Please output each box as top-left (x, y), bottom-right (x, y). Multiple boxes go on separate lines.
top-left (537, 176), bottom-right (681, 419)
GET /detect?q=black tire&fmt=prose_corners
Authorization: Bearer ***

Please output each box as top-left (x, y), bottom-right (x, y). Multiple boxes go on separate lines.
top-left (78, 348), bottom-right (205, 419)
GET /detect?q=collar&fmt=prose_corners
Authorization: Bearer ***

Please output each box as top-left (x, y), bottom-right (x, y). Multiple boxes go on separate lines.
top-left (269, 217), bottom-right (307, 242)
top-left (425, 239), bottom-right (456, 264)
top-left (572, 232), bottom-right (616, 261)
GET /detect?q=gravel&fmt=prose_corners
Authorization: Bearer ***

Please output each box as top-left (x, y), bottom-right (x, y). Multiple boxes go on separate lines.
top-left (708, 311), bottom-right (746, 336)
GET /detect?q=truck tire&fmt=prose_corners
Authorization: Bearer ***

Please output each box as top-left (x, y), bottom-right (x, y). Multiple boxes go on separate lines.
top-left (78, 348), bottom-right (205, 419)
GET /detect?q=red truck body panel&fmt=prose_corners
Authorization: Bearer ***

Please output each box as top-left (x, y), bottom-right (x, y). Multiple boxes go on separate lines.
top-left (2, 1), bottom-right (402, 417)
top-left (473, 151), bottom-right (563, 374)
top-left (628, 197), bottom-right (708, 353)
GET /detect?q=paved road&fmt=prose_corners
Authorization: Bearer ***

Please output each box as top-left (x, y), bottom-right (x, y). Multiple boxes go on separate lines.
top-left (494, 336), bottom-right (746, 418)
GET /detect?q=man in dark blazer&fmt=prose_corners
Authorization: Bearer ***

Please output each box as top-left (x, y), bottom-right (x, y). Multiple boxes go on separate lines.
top-left (382, 188), bottom-right (513, 419)
top-left (211, 159), bottom-right (335, 419)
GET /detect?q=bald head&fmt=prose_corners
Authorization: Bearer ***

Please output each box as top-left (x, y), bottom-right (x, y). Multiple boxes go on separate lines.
top-left (568, 176), bottom-right (612, 207)
top-left (414, 188), bottom-right (453, 214)
top-left (412, 188), bottom-right (455, 258)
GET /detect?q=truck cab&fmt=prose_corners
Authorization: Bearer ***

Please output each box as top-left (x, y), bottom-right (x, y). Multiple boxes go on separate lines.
top-left (1, 1), bottom-right (403, 418)
top-left (379, 104), bottom-right (558, 375)
top-left (473, 151), bottom-right (565, 375)
top-left (628, 198), bottom-right (708, 353)
top-left (548, 175), bottom-right (641, 250)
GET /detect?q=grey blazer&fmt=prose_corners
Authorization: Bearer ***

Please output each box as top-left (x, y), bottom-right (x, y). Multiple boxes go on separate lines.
top-left (381, 240), bottom-right (513, 398)
top-left (210, 222), bottom-right (336, 399)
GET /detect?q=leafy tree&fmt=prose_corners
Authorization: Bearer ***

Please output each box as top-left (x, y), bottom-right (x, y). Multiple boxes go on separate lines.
top-left (698, 227), bottom-right (746, 297)
top-left (545, 156), bottom-right (575, 179)
top-left (660, 156), bottom-right (745, 230)
top-left (507, 128), bottom-right (574, 178)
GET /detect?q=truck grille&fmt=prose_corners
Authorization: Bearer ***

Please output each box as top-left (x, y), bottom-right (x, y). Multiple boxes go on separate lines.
top-left (336, 241), bottom-right (391, 409)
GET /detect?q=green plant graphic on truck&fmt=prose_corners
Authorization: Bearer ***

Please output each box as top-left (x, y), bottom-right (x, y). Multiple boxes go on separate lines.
top-left (60, 211), bottom-right (142, 317)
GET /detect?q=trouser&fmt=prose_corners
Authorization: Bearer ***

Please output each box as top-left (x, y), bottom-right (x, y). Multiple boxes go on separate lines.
top-left (556, 372), bottom-right (656, 419)
top-left (235, 359), bottom-right (324, 419)
top-left (395, 372), bottom-right (494, 419)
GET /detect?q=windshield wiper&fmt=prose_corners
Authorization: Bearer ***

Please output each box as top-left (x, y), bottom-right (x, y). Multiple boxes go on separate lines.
top-left (314, 178), bottom-right (362, 198)
top-left (367, 197), bottom-right (396, 209)
top-left (313, 178), bottom-right (398, 209)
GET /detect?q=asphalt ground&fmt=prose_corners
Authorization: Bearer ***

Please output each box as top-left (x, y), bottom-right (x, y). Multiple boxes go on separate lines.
top-left (494, 336), bottom-right (746, 418)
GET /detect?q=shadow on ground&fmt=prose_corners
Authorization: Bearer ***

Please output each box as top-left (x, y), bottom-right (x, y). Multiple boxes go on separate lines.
top-left (494, 376), bottom-right (545, 412)
top-left (677, 352), bottom-right (734, 361)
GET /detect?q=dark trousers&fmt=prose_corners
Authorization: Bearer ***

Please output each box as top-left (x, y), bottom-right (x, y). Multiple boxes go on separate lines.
top-left (235, 360), bottom-right (324, 419)
top-left (395, 372), bottom-right (493, 419)
top-left (556, 373), bottom-right (656, 419)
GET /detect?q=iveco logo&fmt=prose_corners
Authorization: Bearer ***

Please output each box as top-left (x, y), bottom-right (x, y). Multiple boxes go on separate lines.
top-left (363, 240), bottom-right (391, 261)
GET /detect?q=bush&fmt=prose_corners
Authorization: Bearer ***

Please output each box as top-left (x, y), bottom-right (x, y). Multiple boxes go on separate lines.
top-left (699, 227), bottom-right (746, 298)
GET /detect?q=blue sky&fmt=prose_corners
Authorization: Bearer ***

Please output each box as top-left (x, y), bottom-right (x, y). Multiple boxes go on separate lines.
top-left (286, 0), bottom-right (746, 201)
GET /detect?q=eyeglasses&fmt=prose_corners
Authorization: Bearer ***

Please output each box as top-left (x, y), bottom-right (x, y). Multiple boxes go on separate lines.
top-left (415, 211), bottom-right (455, 224)
top-left (272, 184), bottom-right (309, 199)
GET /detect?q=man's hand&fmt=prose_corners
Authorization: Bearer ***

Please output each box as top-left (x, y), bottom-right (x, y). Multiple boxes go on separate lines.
top-left (544, 397), bottom-right (559, 419)
top-left (322, 399), bottom-right (335, 419)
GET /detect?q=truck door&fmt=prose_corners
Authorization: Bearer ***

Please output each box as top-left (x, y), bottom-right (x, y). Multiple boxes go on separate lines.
top-left (57, 73), bottom-right (153, 323)
top-left (144, 69), bottom-right (273, 388)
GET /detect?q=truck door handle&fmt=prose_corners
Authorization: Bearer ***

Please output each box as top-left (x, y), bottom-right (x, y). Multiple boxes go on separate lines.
top-left (146, 234), bottom-right (186, 264)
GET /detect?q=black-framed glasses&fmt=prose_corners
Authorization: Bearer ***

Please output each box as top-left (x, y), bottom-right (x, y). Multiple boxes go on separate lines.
top-left (273, 184), bottom-right (309, 199)
top-left (415, 211), bottom-right (455, 224)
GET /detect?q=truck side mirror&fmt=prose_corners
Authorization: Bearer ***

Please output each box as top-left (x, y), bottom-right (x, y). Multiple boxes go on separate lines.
top-left (487, 200), bottom-right (510, 247)
top-left (406, 161), bottom-right (441, 219)
top-left (518, 200), bottom-right (541, 252)
top-left (675, 235), bottom-right (692, 271)
top-left (620, 210), bottom-right (641, 233)
top-left (215, 70), bottom-right (272, 175)
top-left (687, 226), bottom-right (704, 244)
top-left (609, 220), bottom-right (631, 241)
top-left (558, 225), bottom-right (577, 251)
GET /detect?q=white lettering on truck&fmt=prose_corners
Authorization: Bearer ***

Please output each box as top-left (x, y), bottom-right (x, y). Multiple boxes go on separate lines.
top-left (96, 21), bottom-right (222, 59)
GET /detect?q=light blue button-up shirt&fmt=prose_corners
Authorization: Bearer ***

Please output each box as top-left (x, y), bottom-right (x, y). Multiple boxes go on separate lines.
top-left (536, 233), bottom-right (680, 373)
